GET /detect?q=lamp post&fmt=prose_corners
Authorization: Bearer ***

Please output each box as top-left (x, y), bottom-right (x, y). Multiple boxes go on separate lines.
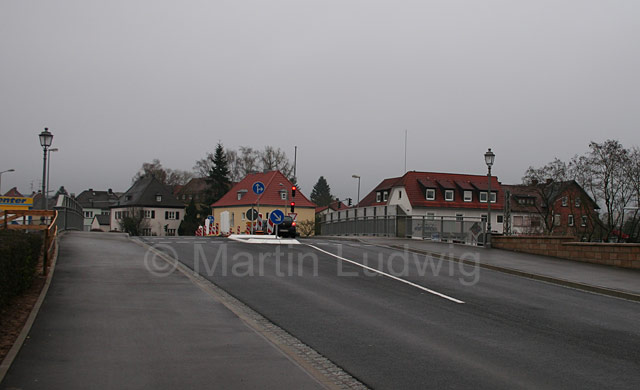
top-left (0, 169), bottom-right (15, 194)
top-left (46, 148), bottom-right (59, 202)
top-left (484, 148), bottom-right (495, 247)
top-left (352, 174), bottom-right (361, 206)
top-left (39, 128), bottom-right (53, 210)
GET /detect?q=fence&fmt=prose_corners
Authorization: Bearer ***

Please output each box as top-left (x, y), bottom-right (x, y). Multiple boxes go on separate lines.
top-left (320, 215), bottom-right (488, 246)
top-left (1, 209), bottom-right (58, 275)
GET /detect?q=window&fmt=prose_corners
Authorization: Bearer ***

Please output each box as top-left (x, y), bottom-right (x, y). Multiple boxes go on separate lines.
top-left (497, 215), bottom-right (504, 223)
top-left (165, 211), bottom-right (180, 220)
top-left (456, 213), bottom-right (463, 222)
top-left (426, 213), bottom-right (435, 220)
top-left (481, 214), bottom-right (488, 223)
top-left (445, 190), bottom-right (454, 201)
top-left (581, 216), bottom-right (587, 227)
top-left (426, 189), bottom-right (436, 200)
top-left (144, 210), bottom-right (155, 219)
top-left (562, 196), bottom-right (568, 207)
top-left (142, 228), bottom-right (152, 236)
top-left (480, 192), bottom-right (488, 203)
top-left (156, 195), bottom-right (162, 202)
top-left (237, 191), bottom-right (245, 200)
top-left (280, 191), bottom-right (287, 200)
top-left (553, 214), bottom-right (561, 226)
top-left (242, 212), bottom-right (246, 220)
top-left (575, 198), bottom-right (581, 207)
top-left (101, 211), bottom-right (110, 216)
top-left (84, 211), bottom-right (93, 218)
top-left (383, 191), bottom-right (389, 202)
top-left (398, 190), bottom-right (402, 199)
top-left (464, 191), bottom-right (472, 202)
top-left (568, 214), bottom-right (574, 226)
top-left (376, 192), bottom-right (381, 202)
top-left (115, 211), bottom-right (121, 220)
top-left (167, 229), bottom-right (176, 236)
top-left (490, 192), bottom-right (497, 203)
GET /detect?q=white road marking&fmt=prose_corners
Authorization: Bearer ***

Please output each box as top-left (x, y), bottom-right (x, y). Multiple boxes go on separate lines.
top-left (307, 244), bottom-right (465, 304)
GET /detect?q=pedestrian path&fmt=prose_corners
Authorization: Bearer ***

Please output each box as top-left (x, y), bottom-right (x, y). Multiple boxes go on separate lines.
top-left (1, 232), bottom-right (324, 390)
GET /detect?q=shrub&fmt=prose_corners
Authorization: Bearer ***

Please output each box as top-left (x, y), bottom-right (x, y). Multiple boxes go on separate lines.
top-left (0, 230), bottom-right (43, 311)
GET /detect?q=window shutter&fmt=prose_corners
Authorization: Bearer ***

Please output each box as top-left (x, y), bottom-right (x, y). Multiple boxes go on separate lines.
top-left (165, 211), bottom-right (169, 220)
top-left (151, 210), bottom-right (155, 219)
top-left (176, 212), bottom-right (180, 220)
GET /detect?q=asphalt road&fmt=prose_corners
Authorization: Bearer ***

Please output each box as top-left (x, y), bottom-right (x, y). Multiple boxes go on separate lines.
top-left (142, 236), bottom-right (640, 390)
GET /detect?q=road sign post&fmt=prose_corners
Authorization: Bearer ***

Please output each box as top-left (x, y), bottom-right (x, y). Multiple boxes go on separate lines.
top-left (269, 210), bottom-right (285, 237)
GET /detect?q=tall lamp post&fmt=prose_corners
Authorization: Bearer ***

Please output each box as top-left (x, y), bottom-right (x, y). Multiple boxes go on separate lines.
top-left (46, 148), bottom-right (59, 202)
top-left (484, 148), bottom-right (495, 247)
top-left (0, 169), bottom-right (15, 194)
top-left (39, 128), bottom-right (54, 210)
top-left (352, 174), bottom-right (361, 207)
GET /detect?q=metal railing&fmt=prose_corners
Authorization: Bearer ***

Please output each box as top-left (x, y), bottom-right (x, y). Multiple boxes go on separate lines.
top-left (320, 215), bottom-right (488, 245)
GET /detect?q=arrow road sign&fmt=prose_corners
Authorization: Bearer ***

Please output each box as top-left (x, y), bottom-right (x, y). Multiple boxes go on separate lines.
top-left (252, 181), bottom-right (265, 195)
top-left (270, 209), bottom-right (285, 225)
top-left (246, 208), bottom-right (258, 221)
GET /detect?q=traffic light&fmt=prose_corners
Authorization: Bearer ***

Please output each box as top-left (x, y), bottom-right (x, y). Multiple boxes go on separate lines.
top-left (290, 201), bottom-right (295, 213)
top-left (292, 186), bottom-right (296, 198)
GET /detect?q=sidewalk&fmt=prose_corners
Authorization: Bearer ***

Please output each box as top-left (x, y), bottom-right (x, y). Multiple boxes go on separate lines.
top-left (1, 232), bottom-right (324, 390)
top-left (320, 236), bottom-right (640, 300)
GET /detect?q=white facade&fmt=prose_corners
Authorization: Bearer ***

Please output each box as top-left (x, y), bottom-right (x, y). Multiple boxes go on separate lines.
top-left (83, 208), bottom-right (109, 231)
top-left (110, 206), bottom-right (184, 236)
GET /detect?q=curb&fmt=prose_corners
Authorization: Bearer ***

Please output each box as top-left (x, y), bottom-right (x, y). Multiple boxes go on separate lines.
top-left (131, 237), bottom-right (368, 390)
top-left (383, 244), bottom-right (640, 303)
top-left (0, 232), bottom-right (63, 383)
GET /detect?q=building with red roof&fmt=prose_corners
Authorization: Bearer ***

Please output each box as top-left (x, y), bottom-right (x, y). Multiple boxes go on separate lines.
top-left (210, 170), bottom-right (316, 234)
top-left (322, 171), bottom-right (505, 239)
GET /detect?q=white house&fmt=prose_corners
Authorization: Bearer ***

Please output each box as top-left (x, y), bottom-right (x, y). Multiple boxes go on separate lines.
top-left (110, 175), bottom-right (185, 236)
top-left (76, 188), bottom-right (120, 231)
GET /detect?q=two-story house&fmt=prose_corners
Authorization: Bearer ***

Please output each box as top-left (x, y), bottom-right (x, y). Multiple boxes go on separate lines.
top-left (76, 188), bottom-right (120, 231)
top-left (110, 175), bottom-right (185, 236)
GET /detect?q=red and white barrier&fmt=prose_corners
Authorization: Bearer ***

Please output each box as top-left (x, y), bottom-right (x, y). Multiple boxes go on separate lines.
top-left (267, 218), bottom-right (275, 235)
top-left (196, 226), bottom-right (203, 236)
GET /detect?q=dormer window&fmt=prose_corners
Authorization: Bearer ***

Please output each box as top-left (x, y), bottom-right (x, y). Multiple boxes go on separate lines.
top-left (445, 190), bottom-right (454, 201)
top-left (156, 194), bottom-right (162, 202)
top-left (125, 195), bottom-right (132, 201)
top-left (280, 190), bottom-right (287, 200)
top-left (426, 189), bottom-right (435, 200)
top-left (237, 190), bottom-right (247, 200)
top-left (463, 191), bottom-right (472, 202)
top-left (376, 192), bottom-right (381, 202)
top-left (382, 191), bottom-right (388, 202)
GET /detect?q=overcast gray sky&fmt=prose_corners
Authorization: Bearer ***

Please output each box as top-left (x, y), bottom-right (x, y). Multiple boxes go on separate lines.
top-left (2, 0), bottom-right (639, 201)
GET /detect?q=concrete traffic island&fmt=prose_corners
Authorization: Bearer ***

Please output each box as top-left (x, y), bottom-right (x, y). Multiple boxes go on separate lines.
top-left (228, 234), bottom-right (301, 245)
top-left (0, 232), bottom-right (342, 390)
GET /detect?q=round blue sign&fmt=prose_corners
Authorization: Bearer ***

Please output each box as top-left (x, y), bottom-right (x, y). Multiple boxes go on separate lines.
top-left (252, 181), bottom-right (265, 195)
top-left (269, 209), bottom-right (285, 225)
top-left (207, 216), bottom-right (214, 223)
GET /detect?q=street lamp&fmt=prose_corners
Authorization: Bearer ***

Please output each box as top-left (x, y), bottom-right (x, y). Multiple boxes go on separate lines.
top-left (352, 174), bottom-right (361, 207)
top-left (39, 128), bottom-right (53, 209)
top-left (46, 148), bottom-right (59, 202)
top-left (484, 148), bottom-right (495, 247)
top-left (0, 169), bottom-right (15, 195)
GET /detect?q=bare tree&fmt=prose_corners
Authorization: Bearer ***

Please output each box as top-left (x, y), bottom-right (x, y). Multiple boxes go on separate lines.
top-left (238, 146), bottom-right (260, 176)
top-left (261, 146), bottom-right (293, 179)
top-left (118, 208), bottom-right (150, 236)
top-left (193, 152), bottom-right (214, 178)
top-left (133, 159), bottom-right (192, 186)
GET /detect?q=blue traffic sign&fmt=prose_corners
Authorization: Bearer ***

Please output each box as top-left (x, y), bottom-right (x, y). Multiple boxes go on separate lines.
top-left (252, 181), bottom-right (265, 195)
top-left (207, 216), bottom-right (215, 223)
top-left (269, 209), bottom-right (285, 225)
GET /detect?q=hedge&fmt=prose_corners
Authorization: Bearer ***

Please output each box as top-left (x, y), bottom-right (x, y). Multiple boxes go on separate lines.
top-left (0, 230), bottom-right (43, 311)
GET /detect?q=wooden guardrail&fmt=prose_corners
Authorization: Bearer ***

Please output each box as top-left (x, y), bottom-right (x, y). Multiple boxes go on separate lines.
top-left (1, 209), bottom-right (58, 275)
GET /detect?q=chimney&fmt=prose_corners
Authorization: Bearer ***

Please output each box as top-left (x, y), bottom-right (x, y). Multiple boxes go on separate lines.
top-left (108, 188), bottom-right (112, 194)
top-left (89, 188), bottom-right (93, 192)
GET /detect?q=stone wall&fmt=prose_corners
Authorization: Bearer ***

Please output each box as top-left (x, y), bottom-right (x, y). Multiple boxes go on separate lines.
top-left (492, 236), bottom-right (640, 269)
